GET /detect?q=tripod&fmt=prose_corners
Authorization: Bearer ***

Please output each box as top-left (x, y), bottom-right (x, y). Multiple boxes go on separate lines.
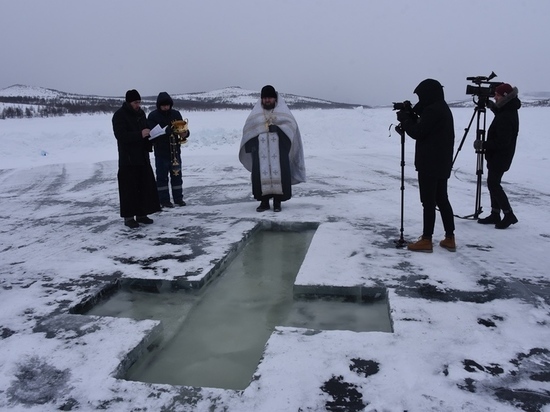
top-left (393, 124), bottom-right (408, 248)
top-left (452, 98), bottom-right (488, 219)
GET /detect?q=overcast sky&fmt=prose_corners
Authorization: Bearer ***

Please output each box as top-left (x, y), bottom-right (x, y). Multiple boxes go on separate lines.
top-left (1, 0), bottom-right (549, 106)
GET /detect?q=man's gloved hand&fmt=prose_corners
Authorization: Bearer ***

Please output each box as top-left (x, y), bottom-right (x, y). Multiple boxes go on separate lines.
top-left (473, 140), bottom-right (484, 151)
top-left (268, 124), bottom-right (278, 133)
top-left (396, 110), bottom-right (412, 123)
top-left (164, 125), bottom-right (173, 136)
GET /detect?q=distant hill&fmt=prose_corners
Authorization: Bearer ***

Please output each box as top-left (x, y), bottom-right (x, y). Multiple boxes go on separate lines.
top-left (0, 85), bottom-right (368, 119)
top-left (0, 85), bottom-right (124, 119)
top-left (165, 86), bottom-right (364, 109)
top-left (448, 91), bottom-right (550, 109)
top-left (449, 93), bottom-right (550, 108)
top-left (387, 91), bottom-right (550, 109)
top-left (2, 85), bottom-right (547, 120)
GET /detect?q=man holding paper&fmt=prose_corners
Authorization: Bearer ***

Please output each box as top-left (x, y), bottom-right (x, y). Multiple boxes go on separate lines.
top-left (147, 92), bottom-right (190, 208)
top-left (112, 89), bottom-right (161, 228)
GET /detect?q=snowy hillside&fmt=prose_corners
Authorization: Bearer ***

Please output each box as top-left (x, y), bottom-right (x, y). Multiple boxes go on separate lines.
top-left (2, 84), bottom-right (549, 115)
top-left (0, 84), bottom-right (366, 114)
top-left (0, 84), bottom-right (64, 98)
top-left (171, 86), bottom-right (343, 106)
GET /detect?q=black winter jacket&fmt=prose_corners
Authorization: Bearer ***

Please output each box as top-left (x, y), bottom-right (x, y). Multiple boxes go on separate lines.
top-left (401, 79), bottom-right (455, 179)
top-left (112, 103), bottom-right (152, 167)
top-left (485, 96), bottom-right (520, 172)
top-left (147, 92), bottom-right (185, 158)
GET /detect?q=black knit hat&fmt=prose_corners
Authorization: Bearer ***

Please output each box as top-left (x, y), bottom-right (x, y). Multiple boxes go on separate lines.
top-left (261, 85), bottom-right (277, 99)
top-left (125, 89), bottom-right (141, 103)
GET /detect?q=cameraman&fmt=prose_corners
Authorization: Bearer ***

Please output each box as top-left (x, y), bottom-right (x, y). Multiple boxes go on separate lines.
top-left (396, 79), bottom-right (456, 253)
top-left (474, 83), bottom-right (520, 229)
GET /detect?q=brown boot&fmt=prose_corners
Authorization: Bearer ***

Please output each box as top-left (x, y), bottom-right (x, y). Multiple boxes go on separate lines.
top-left (407, 237), bottom-right (433, 253)
top-left (439, 236), bottom-right (456, 252)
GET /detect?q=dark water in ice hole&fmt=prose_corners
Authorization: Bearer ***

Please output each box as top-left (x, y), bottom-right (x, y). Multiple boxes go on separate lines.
top-left (86, 230), bottom-right (392, 390)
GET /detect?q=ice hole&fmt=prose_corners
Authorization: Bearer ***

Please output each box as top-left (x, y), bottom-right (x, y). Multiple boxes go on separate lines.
top-left (81, 224), bottom-right (392, 390)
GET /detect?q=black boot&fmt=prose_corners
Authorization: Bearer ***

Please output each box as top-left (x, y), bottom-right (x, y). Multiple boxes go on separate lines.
top-left (136, 216), bottom-right (154, 224)
top-left (495, 212), bottom-right (518, 229)
top-left (273, 200), bottom-right (282, 212)
top-left (256, 200), bottom-right (270, 212)
top-left (477, 213), bottom-right (501, 225)
top-left (124, 218), bottom-right (139, 229)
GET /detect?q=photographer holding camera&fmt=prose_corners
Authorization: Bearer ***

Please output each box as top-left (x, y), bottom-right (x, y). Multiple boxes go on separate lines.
top-left (396, 79), bottom-right (456, 253)
top-left (474, 83), bottom-right (520, 229)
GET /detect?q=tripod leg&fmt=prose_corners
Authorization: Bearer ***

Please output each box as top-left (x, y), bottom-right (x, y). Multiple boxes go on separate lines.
top-left (474, 153), bottom-right (484, 218)
top-left (455, 104), bottom-right (487, 220)
top-left (452, 107), bottom-right (478, 168)
top-left (395, 128), bottom-right (407, 248)
top-left (473, 106), bottom-right (487, 219)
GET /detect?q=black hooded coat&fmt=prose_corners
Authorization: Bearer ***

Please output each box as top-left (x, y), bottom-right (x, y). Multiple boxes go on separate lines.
top-left (147, 92), bottom-right (185, 158)
top-left (485, 94), bottom-right (521, 172)
top-left (401, 79), bottom-right (455, 179)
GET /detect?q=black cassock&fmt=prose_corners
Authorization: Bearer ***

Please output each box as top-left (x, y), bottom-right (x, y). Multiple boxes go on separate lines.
top-left (112, 103), bottom-right (161, 218)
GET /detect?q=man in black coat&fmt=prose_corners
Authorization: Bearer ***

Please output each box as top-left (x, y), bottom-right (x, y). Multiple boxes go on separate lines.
top-left (474, 83), bottom-right (520, 229)
top-left (112, 89), bottom-right (161, 228)
top-left (147, 92), bottom-right (190, 208)
top-left (397, 79), bottom-right (456, 252)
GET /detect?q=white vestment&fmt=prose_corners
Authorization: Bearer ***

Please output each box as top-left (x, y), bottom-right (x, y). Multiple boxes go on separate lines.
top-left (239, 96), bottom-right (306, 187)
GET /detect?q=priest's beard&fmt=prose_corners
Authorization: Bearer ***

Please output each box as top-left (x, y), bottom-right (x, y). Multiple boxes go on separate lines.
top-left (262, 101), bottom-right (276, 110)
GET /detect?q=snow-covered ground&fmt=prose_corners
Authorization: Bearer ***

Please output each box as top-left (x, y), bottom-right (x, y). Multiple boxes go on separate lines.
top-left (0, 106), bottom-right (549, 411)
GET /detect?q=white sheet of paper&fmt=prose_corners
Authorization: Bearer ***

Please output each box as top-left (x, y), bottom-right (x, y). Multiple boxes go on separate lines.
top-left (148, 124), bottom-right (167, 140)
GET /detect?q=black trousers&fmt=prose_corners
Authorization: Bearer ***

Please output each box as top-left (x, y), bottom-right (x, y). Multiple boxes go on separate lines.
top-left (486, 167), bottom-right (512, 213)
top-left (417, 172), bottom-right (455, 239)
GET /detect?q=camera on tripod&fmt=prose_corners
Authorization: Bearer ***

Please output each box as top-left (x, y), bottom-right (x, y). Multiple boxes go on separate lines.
top-left (465, 71), bottom-right (502, 100)
top-left (452, 71), bottom-right (503, 220)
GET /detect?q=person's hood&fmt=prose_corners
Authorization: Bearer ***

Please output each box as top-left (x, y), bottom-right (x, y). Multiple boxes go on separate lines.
top-left (156, 92), bottom-right (173, 110)
top-left (495, 87), bottom-right (521, 110)
top-left (414, 79), bottom-right (445, 106)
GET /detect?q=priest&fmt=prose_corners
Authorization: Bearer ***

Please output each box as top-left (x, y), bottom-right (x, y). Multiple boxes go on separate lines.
top-left (239, 85), bottom-right (306, 212)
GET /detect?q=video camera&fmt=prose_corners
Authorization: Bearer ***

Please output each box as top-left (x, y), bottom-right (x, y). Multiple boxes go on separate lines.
top-left (465, 71), bottom-right (502, 99)
top-left (392, 100), bottom-right (417, 127)
top-left (392, 100), bottom-right (413, 112)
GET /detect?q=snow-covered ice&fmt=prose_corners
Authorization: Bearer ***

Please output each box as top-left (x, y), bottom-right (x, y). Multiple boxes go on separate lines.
top-left (0, 105), bottom-right (549, 411)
